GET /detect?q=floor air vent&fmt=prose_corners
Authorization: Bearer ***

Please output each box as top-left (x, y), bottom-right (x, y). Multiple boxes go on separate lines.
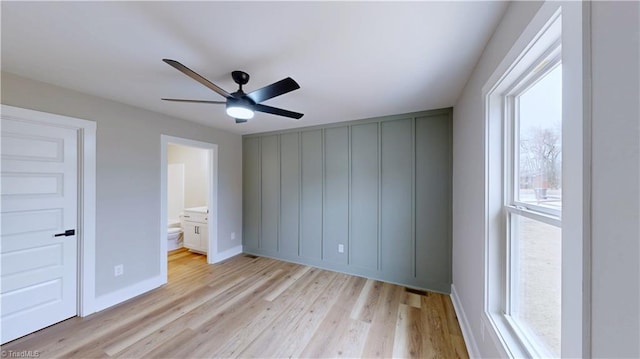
top-left (405, 287), bottom-right (428, 296)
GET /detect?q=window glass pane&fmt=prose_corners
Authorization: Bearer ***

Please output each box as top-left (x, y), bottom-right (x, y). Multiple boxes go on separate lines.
top-left (517, 65), bottom-right (562, 210)
top-left (511, 214), bottom-right (561, 356)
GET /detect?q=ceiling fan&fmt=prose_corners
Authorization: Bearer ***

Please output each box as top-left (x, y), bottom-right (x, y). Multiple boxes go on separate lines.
top-left (162, 59), bottom-right (303, 124)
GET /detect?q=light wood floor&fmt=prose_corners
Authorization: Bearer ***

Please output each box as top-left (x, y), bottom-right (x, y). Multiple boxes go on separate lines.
top-left (2, 249), bottom-right (468, 358)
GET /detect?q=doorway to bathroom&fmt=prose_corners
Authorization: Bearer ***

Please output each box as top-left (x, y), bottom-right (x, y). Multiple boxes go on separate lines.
top-left (160, 135), bottom-right (218, 283)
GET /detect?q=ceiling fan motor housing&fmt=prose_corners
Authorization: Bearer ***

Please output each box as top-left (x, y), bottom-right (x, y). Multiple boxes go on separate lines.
top-left (232, 70), bottom-right (250, 86)
top-left (227, 94), bottom-right (255, 108)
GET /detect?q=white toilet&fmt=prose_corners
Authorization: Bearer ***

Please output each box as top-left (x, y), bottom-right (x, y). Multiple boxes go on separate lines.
top-left (167, 219), bottom-right (183, 251)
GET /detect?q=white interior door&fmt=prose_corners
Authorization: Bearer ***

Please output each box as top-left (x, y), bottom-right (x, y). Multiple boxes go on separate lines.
top-left (1, 116), bottom-right (78, 344)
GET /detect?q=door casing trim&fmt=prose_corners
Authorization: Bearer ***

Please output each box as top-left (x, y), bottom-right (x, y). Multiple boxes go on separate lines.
top-left (1, 104), bottom-right (97, 317)
top-left (160, 134), bottom-right (219, 283)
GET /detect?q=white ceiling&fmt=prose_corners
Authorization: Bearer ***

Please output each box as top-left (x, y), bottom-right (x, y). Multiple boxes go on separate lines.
top-left (1, 1), bottom-right (507, 135)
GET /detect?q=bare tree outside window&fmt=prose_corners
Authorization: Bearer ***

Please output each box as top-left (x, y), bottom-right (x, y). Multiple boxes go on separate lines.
top-left (520, 127), bottom-right (562, 189)
top-left (517, 65), bottom-right (562, 209)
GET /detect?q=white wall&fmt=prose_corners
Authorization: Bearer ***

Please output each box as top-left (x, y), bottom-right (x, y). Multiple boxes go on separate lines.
top-left (590, 2), bottom-right (640, 357)
top-left (452, 2), bottom-right (543, 357)
top-left (453, 1), bottom-right (640, 357)
top-left (1, 72), bottom-right (243, 297)
top-left (167, 163), bottom-right (185, 222)
top-left (168, 144), bottom-right (208, 209)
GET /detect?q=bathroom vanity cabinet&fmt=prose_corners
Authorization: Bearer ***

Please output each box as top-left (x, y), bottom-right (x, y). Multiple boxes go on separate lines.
top-left (182, 206), bottom-right (208, 253)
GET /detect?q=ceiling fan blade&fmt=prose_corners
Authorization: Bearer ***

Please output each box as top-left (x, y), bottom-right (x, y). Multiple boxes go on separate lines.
top-left (163, 59), bottom-right (232, 99)
top-left (235, 118), bottom-right (248, 124)
top-left (162, 98), bottom-right (226, 104)
top-left (246, 77), bottom-right (300, 104)
top-left (254, 104), bottom-right (303, 119)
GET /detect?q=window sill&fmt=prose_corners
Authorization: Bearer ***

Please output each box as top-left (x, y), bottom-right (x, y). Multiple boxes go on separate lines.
top-left (483, 311), bottom-right (533, 358)
top-left (484, 311), bottom-right (558, 358)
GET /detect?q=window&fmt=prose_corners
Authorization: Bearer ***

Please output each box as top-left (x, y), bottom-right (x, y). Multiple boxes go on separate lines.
top-left (505, 58), bottom-right (562, 357)
top-left (484, 3), bottom-right (589, 357)
top-left (480, 4), bottom-right (589, 357)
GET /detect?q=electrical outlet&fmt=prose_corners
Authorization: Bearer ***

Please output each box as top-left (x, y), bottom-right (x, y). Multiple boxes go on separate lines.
top-left (114, 264), bottom-right (124, 277)
top-left (338, 244), bottom-right (344, 253)
top-left (231, 232), bottom-right (236, 240)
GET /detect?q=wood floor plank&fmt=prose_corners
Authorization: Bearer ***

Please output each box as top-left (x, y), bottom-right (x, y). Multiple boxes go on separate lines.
top-left (263, 265), bottom-right (311, 301)
top-left (301, 315), bottom-right (371, 358)
top-left (402, 291), bottom-right (423, 309)
top-left (300, 276), bottom-right (371, 358)
top-left (234, 272), bottom-right (350, 358)
top-left (187, 268), bottom-right (286, 330)
top-left (393, 303), bottom-right (427, 358)
top-left (361, 282), bottom-right (405, 358)
top-left (332, 318), bottom-right (371, 357)
top-left (59, 344), bottom-right (111, 359)
top-left (167, 248), bottom-right (195, 262)
top-left (112, 318), bottom-right (192, 359)
top-left (1, 251), bottom-right (469, 359)
top-left (139, 328), bottom-right (196, 359)
top-left (278, 275), bottom-right (365, 358)
top-left (77, 258), bottom-right (281, 357)
top-left (112, 259), bottom-right (292, 358)
top-left (184, 298), bottom-right (274, 358)
top-left (421, 292), bottom-right (457, 359)
top-left (210, 268), bottom-right (332, 358)
top-left (350, 278), bottom-right (374, 320)
top-left (353, 279), bottom-right (383, 323)
top-left (103, 273), bottom-right (250, 356)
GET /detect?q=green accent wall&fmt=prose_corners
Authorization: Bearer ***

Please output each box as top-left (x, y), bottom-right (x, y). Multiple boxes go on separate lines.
top-left (242, 108), bottom-right (452, 293)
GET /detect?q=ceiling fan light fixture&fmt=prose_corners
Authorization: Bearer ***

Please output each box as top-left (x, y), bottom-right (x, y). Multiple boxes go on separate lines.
top-left (226, 105), bottom-right (254, 120)
top-left (226, 97), bottom-right (255, 120)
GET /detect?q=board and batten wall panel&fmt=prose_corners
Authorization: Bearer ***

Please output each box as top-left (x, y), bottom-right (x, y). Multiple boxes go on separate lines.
top-left (415, 114), bottom-right (452, 288)
top-left (380, 118), bottom-right (414, 284)
top-left (260, 135), bottom-right (279, 254)
top-left (242, 137), bottom-right (261, 251)
top-left (300, 130), bottom-right (323, 260)
top-left (322, 126), bottom-right (349, 265)
top-left (350, 123), bottom-right (379, 270)
top-left (242, 108), bottom-right (452, 293)
top-left (279, 133), bottom-right (300, 257)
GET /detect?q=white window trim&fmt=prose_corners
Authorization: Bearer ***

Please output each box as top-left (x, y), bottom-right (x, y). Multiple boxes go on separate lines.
top-left (482, 2), bottom-right (591, 358)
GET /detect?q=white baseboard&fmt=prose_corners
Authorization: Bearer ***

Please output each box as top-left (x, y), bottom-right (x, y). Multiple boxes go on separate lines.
top-left (210, 245), bottom-right (242, 263)
top-left (451, 284), bottom-right (481, 358)
top-left (91, 275), bottom-right (164, 314)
